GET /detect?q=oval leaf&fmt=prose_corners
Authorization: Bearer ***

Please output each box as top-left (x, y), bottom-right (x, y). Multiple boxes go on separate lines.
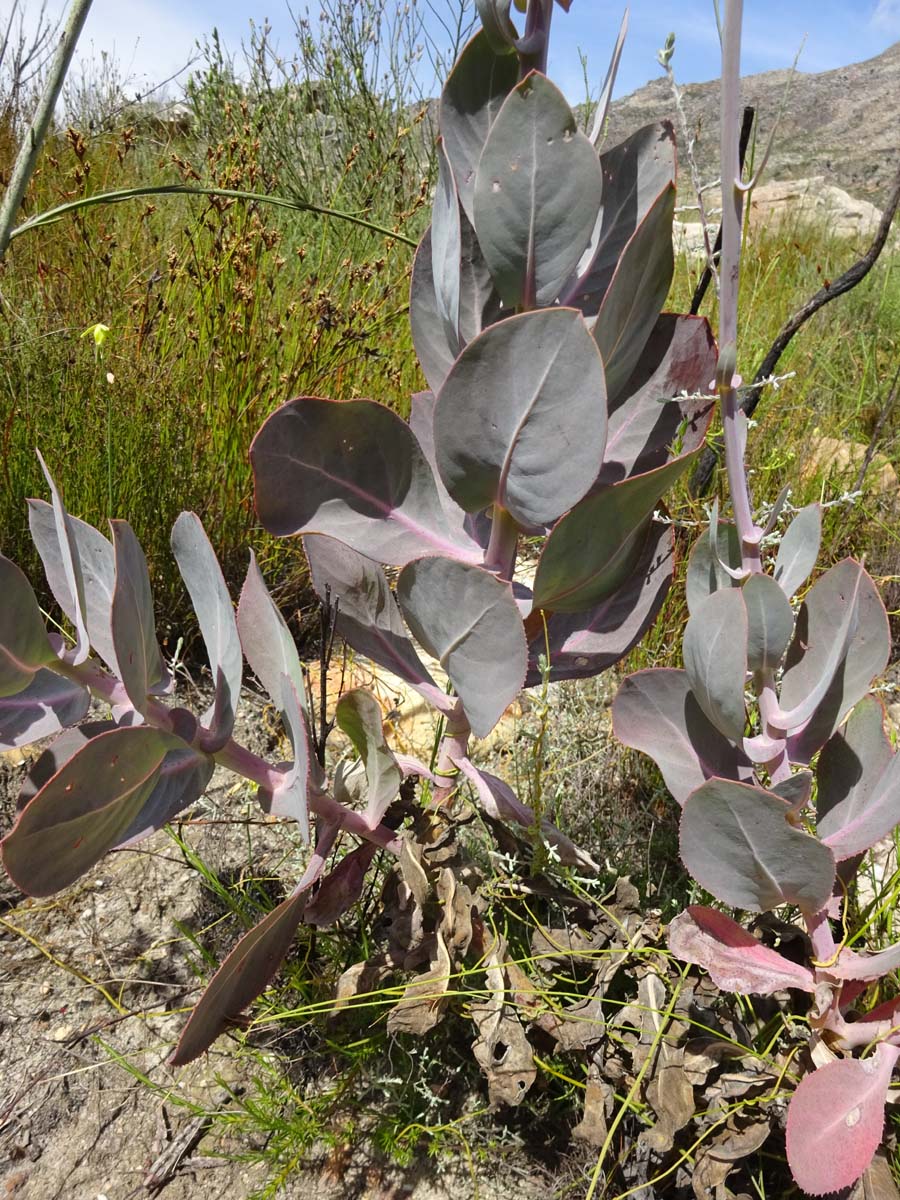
top-left (335, 688), bottom-right (402, 829)
top-left (439, 29), bottom-right (519, 223)
top-left (786, 1044), bottom-right (900, 1196)
top-left (473, 71), bottom-right (604, 308)
top-left (680, 778), bottom-right (836, 912)
top-left (668, 905), bottom-right (816, 994)
top-left (31, 452), bottom-right (90, 664)
top-left (251, 396), bottom-right (481, 566)
top-left (780, 559), bottom-right (889, 759)
top-left (237, 550), bottom-right (307, 717)
top-left (612, 668), bottom-right (754, 805)
top-left (0, 669), bottom-right (90, 751)
top-left (685, 518), bottom-right (742, 617)
top-left (435, 309), bottom-right (607, 527)
top-left (431, 138), bottom-right (462, 349)
top-left (171, 512), bottom-right (242, 747)
top-left (774, 503), bottom-right (821, 598)
top-left (524, 521), bottom-right (672, 686)
top-left (532, 452), bottom-right (697, 614)
top-left (397, 557), bottom-right (526, 738)
top-left (743, 572), bottom-right (794, 676)
top-left (2, 725), bottom-right (180, 896)
top-left (682, 588), bottom-right (748, 742)
top-left (820, 700), bottom-right (900, 862)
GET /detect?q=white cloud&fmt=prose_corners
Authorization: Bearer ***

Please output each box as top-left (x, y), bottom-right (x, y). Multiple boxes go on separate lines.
top-left (871, 0), bottom-right (900, 34)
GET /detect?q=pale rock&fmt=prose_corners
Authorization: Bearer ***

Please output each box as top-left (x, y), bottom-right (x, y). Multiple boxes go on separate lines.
top-left (799, 432), bottom-right (898, 498)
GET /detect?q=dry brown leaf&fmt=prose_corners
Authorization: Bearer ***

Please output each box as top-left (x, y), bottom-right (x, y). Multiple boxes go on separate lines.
top-left (471, 938), bottom-right (536, 1106)
top-left (857, 1154), bottom-right (900, 1200)
top-left (387, 930), bottom-right (452, 1035)
top-left (642, 1046), bottom-right (696, 1153)
top-left (436, 867), bottom-right (474, 958)
top-left (572, 1064), bottom-right (613, 1147)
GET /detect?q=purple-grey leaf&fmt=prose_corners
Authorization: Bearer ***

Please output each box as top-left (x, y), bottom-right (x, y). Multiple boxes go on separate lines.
top-left (171, 512), bottom-right (242, 748)
top-left (685, 517), bottom-right (742, 616)
top-left (588, 8), bottom-right (628, 146)
top-left (432, 138), bottom-right (462, 351)
top-left (561, 121), bottom-right (676, 314)
top-left (819, 697), bottom-right (900, 861)
top-left (780, 560), bottom-right (889, 760)
top-left (457, 756), bottom-right (599, 871)
top-left (408, 392), bottom-right (492, 549)
top-left (32, 451), bottom-right (90, 664)
top-left (434, 309), bottom-right (607, 528)
top-left (251, 396), bottom-right (482, 566)
top-left (680, 778), bottom-right (836, 912)
top-left (397, 557), bottom-right (526, 738)
top-left (0, 555), bottom-right (56, 696)
top-left (169, 818), bottom-right (341, 1066)
top-left (668, 905), bottom-right (816, 994)
top-left (110, 520), bottom-right (169, 715)
top-left (744, 572), bottom-right (794, 676)
top-left (115, 746), bottom-right (215, 847)
top-left (597, 314), bottom-right (717, 486)
top-left (266, 676), bottom-right (310, 842)
top-left (237, 550), bottom-right (307, 717)
top-left (335, 688), bottom-right (402, 829)
top-left (303, 535), bottom-right (451, 714)
top-left (18, 720), bottom-right (116, 809)
top-left (2, 725), bottom-right (182, 896)
top-left (474, 0), bottom-right (519, 54)
top-left (532, 452), bottom-right (697, 614)
top-left (683, 587), bottom-right (748, 742)
top-left (612, 668), bottom-right (754, 805)
top-left (774, 503), bottom-right (821, 598)
top-left (304, 842), bottom-right (379, 927)
top-left (0, 669), bottom-right (90, 751)
top-left (473, 72), bottom-right (604, 309)
top-left (524, 521), bottom-right (672, 686)
top-left (771, 770), bottom-right (812, 811)
top-left (28, 499), bottom-right (119, 672)
top-left (410, 228), bottom-right (458, 395)
top-left (439, 29), bottom-right (520, 223)
top-left (593, 184), bottom-right (676, 401)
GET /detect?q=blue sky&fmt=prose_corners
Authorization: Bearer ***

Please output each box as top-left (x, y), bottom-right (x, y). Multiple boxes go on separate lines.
top-left (10, 0), bottom-right (900, 103)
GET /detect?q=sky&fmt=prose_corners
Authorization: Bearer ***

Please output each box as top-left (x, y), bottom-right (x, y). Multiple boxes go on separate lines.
top-left (7, 0), bottom-right (900, 106)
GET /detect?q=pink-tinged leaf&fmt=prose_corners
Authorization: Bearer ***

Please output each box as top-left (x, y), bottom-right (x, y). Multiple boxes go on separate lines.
top-left (680, 778), bottom-right (836, 913)
top-left (786, 1044), bottom-right (900, 1196)
top-left (431, 138), bottom-right (462, 350)
top-left (524, 521), bottom-right (672, 686)
top-left (266, 677), bottom-right (310, 843)
top-left (668, 905), bottom-right (816, 994)
top-left (335, 688), bottom-right (402, 830)
top-left (170, 819), bottom-right (341, 1066)
top-left (115, 747), bottom-right (214, 848)
top-left (685, 515), bottom-right (742, 616)
top-left (109, 520), bottom-right (169, 716)
top-left (28, 499), bottom-right (118, 672)
top-left (587, 8), bottom-right (627, 145)
top-left (682, 588), bottom-right (748, 742)
top-left (532, 453), bottom-right (698, 614)
top-left (0, 669), bottom-right (90, 750)
top-left (596, 315), bottom-right (717, 485)
top-left (237, 550), bottom-right (308, 717)
top-left (31, 451), bottom-right (90, 664)
top-left (251, 396), bottom-right (481, 567)
top-left (0, 555), bottom-right (56, 696)
top-left (774, 503), bottom-right (821, 598)
top-left (593, 184), bottom-right (676, 401)
top-left (818, 696), bottom-right (897, 861)
top-left (833, 940), bottom-right (900, 982)
top-left (408, 391), bottom-right (492, 548)
top-left (612, 668), bottom-right (754, 805)
top-left (304, 842), bottom-right (379, 927)
top-left (434, 309), bottom-right (608, 529)
top-left (782, 560), bottom-right (889, 762)
top-left (171, 512), bottom-right (241, 749)
top-left (303, 534), bottom-right (450, 715)
top-left (397, 557), bottom-right (526, 738)
top-left (456, 756), bottom-right (599, 871)
top-left (2, 725), bottom-right (182, 896)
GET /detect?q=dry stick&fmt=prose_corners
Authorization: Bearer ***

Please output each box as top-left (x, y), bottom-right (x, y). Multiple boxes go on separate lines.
top-left (691, 156), bottom-right (900, 496)
top-left (689, 105), bottom-right (755, 317)
top-left (0, 0), bottom-right (93, 259)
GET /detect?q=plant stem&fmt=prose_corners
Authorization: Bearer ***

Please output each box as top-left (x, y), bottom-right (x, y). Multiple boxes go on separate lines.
top-left (0, 0), bottom-right (94, 260)
top-left (484, 506), bottom-right (519, 580)
top-left (9, 184), bottom-right (418, 249)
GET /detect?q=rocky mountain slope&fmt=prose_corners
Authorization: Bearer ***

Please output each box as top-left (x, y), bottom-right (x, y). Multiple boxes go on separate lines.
top-left (603, 40), bottom-right (900, 204)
